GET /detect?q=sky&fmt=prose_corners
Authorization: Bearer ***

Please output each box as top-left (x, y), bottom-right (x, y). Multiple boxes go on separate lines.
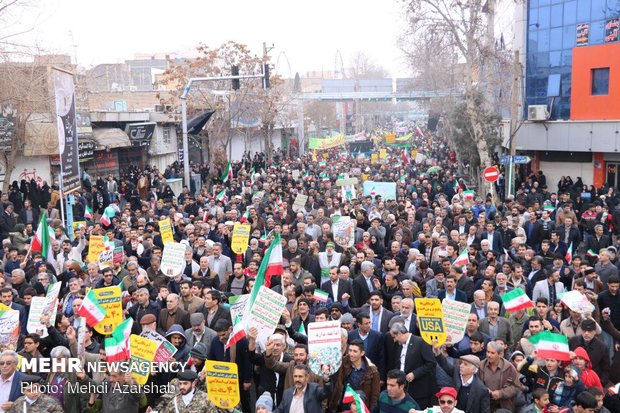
top-left (16, 0), bottom-right (411, 78)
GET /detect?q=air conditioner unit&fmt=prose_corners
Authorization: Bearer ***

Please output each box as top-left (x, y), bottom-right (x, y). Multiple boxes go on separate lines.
top-left (528, 105), bottom-right (549, 121)
top-left (155, 104), bottom-right (165, 112)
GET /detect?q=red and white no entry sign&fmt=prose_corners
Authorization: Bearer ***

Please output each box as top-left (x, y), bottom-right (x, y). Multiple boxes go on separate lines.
top-left (483, 166), bottom-right (500, 183)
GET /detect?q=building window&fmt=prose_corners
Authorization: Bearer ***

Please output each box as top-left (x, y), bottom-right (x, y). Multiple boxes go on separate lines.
top-left (163, 127), bottom-right (171, 144)
top-left (592, 68), bottom-right (609, 95)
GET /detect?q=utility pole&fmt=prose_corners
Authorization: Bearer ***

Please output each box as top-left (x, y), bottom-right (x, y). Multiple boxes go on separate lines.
top-left (507, 49), bottom-right (520, 197)
top-left (262, 42), bottom-right (274, 160)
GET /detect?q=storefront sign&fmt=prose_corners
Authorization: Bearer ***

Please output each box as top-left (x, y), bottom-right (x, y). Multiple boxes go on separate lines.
top-left (0, 110), bottom-right (15, 151)
top-left (126, 122), bottom-right (155, 147)
top-left (78, 139), bottom-right (95, 161)
top-left (576, 23), bottom-right (590, 46)
top-left (606, 18), bottom-right (619, 43)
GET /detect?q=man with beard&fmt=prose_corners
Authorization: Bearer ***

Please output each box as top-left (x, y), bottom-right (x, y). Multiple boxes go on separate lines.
top-left (156, 370), bottom-right (220, 413)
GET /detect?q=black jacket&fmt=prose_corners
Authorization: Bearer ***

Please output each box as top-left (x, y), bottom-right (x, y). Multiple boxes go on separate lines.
top-left (274, 381), bottom-right (331, 413)
top-left (389, 334), bottom-right (437, 402)
top-left (436, 354), bottom-right (491, 413)
top-left (569, 335), bottom-right (610, 385)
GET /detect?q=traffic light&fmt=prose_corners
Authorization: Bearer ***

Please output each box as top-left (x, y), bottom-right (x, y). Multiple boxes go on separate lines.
top-left (231, 65), bottom-right (240, 90)
top-left (263, 63), bottom-right (270, 89)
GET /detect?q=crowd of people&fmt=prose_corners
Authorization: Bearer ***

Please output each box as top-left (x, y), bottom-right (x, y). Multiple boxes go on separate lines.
top-left (0, 126), bottom-right (619, 413)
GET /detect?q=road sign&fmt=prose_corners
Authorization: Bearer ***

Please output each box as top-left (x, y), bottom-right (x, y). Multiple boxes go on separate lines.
top-left (513, 155), bottom-right (532, 164)
top-left (483, 166), bottom-right (500, 183)
top-left (499, 155), bottom-right (511, 165)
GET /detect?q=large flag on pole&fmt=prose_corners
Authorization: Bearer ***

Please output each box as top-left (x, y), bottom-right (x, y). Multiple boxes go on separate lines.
top-left (501, 288), bottom-right (534, 312)
top-left (31, 212), bottom-right (53, 260)
top-left (243, 233), bottom-right (283, 318)
top-left (76, 289), bottom-right (107, 327)
top-left (453, 249), bottom-right (470, 267)
top-left (221, 162), bottom-right (233, 183)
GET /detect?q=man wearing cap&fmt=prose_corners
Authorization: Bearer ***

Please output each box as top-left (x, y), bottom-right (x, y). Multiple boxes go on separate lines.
top-left (11, 374), bottom-right (64, 413)
top-left (184, 313), bottom-right (217, 354)
top-left (352, 261), bottom-right (380, 306)
top-left (569, 318), bottom-right (611, 385)
top-left (416, 387), bottom-right (465, 413)
top-left (432, 345), bottom-right (490, 413)
top-left (157, 370), bottom-right (220, 413)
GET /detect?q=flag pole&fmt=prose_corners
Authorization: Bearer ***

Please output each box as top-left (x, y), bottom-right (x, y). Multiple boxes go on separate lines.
top-left (58, 172), bottom-right (66, 231)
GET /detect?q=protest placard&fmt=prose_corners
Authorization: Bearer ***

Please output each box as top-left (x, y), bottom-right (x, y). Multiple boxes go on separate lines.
top-left (332, 216), bottom-right (354, 248)
top-left (141, 330), bottom-right (177, 363)
top-left (88, 235), bottom-right (106, 263)
top-left (129, 334), bottom-right (158, 385)
top-left (229, 294), bottom-right (249, 322)
top-left (292, 170), bottom-right (300, 180)
top-left (45, 282), bottom-right (62, 323)
top-left (113, 246), bottom-right (124, 265)
top-left (415, 298), bottom-right (447, 346)
top-left (363, 181), bottom-right (397, 200)
top-left (308, 320), bottom-right (342, 376)
top-left (27, 297), bottom-right (49, 337)
top-left (159, 218), bottom-right (174, 244)
top-left (0, 310), bottom-right (20, 351)
top-left (252, 191), bottom-right (265, 203)
top-left (92, 285), bottom-right (123, 335)
top-left (98, 249), bottom-right (114, 270)
top-left (245, 286), bottom-right (287, 344)
top-left (77, 317), bottom-right (86, 360)
top-left (231, 223), bottom-right (251, 255)
top-left (442, 298), bottom-right (471, 344)
top-left (292, 193), bottom-right (308, 212)
top-left (335, 177), bottom-right (359, 186)
top-left (161, 242), bottom-right (186, 277)
top-left (205, 360), bottom-right (240, 409)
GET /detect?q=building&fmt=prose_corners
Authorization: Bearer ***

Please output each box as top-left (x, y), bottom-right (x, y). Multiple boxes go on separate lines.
top-left (513, 0), bottom-right (620, 191)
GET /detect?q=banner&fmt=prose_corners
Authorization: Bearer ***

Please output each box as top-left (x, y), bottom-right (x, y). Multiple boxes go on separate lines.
top-left (385, 134), bottom-right (396, 144)
top-left (129, 334), bottom-right (158, 385)
top-left (308, 134), bottom-right (345, 150)
top-left (52, 68), bottom-right (80, 193)
top-left (77, 317), bottom-right (87, 360)
top-left (292, 194), bottom-right (308, 213)
top-left (161, 242), bottom-right (187, 277)
top-left (113, 246), bottom-right (124, 266)
top-left (72, 221), bottom-right (86, 232)
top-left (441, 299), bottom-right (471, 344)
top-left (245, 286), bottom-right (287, 344)
top-left (92, 285), bottom-right (123, 334)
top-left (332, 216), bottom-right (354, 248)
top-left (98, 249), bottom-right (114, 270)
top-left (159, 218), bottom-right (174, 244)
top-left (231, 223), bottom-right (251, 255)
top-left (0, 310), bottom-right (20, 351)
top-left (308, 320), bottom-right (342, 375)
top-left (88, 235), bottom-right (106, 263)
top-left (415, 298), bottom-right (447, 346)
top-left (205, 360), bottom-right (240, 409)
top-left (45, 282), bottom-right (62, 323)
top-left (141, 330), bottom-right (177, 363)
top-left (379, 149), bottom-right (387, 159)
top-left (229, 294), bottom-right (249, 322)
top-left (363, 181), bottom-right (397, 200)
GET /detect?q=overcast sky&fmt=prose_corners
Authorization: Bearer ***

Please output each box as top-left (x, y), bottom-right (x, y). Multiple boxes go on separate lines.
top-left (19, 0), bottom-right (410, 77)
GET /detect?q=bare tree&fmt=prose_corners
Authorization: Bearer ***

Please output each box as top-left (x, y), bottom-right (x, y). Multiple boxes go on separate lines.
top-left (401, 0), bottom-right (509, 197)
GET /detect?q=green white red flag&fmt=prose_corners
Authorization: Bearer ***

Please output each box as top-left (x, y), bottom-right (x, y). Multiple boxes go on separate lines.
top-left (343, 385), bottom-right (370, 413)
top-left (216, 189), bottom-right (227, 204)
top-left (565, 242), bottom-right (573, 263)
top-left (76, 289), bottom-right (107, 327)
top-left (31, 212), bottom-right (54, 260)
top-left (105, 318), bottom-right (133, 362)
top-left (225, 315), bottom-right (246, 349)
top-left (84, 205), bottom-right (93, 221)
top-left (221, 162), bottom-right (233, 182)
top-left (529, 331), bottom-right (570, 361)
top-left (501, 288), bottom-right (533, 312)
top-left (453, 249), bottom-right (470, 267)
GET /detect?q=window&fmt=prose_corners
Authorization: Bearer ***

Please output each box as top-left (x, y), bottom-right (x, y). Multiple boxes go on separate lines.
top-left (592, 68), bottom-right (610, 95)
top-left (163, 127), bottom-right (171, 144)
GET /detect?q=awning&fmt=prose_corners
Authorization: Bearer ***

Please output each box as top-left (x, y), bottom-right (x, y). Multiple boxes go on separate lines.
top-left (92, 128), bottom-right (131, 150)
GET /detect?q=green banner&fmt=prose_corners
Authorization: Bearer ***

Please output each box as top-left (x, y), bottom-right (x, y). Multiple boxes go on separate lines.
top-left (308, 134), bottom-right (346, 150)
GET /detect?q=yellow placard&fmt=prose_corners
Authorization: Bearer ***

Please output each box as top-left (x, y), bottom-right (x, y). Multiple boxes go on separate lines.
top-left (72, 221), bottom-right (86, 231)
top-left (411, 149), bottom-right (418, 160)
top-left (92, 286), bottom-right (123, 335)
top-left (0, 303), bottom-right (11, 312)
top-left (385, 134), bottom-right (396, 144)
top-left (88, 236), bottom-right (106, 263)
top-left (371, 154), bottom-right (378, 164)
top-left (322, 153), bottom-right (329, 159)
top-left (129, 334), bottom-right (158, 385)
top-left (414, 298), bottom-right (447, 346)
top-left (231, 223), bottom-right (251, 255)
top-left (205, 360), bottom-right (240, 409)
top-left (379, 149), bottom-right (387, 159)
top-left (361, 174), bottom-right (369, 182)
top-left (159, 219), bottom-right (174, 244)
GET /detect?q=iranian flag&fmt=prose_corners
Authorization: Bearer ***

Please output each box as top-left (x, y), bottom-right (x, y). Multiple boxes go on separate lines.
top-left (251, 232), bottom-right (283, 293)
top-left (399, 175), bottom-right (406, 185)
top-left (343, 385), bottom-right (370, 413)
top-left (321, 173), bottom-right (329, 183)
top-left (216, 189), bottom-right (228, 204)
top-left (31, 212), bottom-right (54, 260)
top-left (221, 161), bottom-right (233, 182)
top-left (84, 205), bottom-right (93, 221)
top-left (339, 151), bottom-right (348, 160)
top-left (76, 289), bottom-right (107, 327)
top-left (203, 210), bottom-right (210, 223)
top-left (105, 318), bottom-right (134, 362)
top-left (302, 171), bottom-right (311, 181)
top-left (313, 289), bottom-right (328, 302)
top-left (463, 190), bottom-right (475, 201)
top-left (453, 249), bottom-right (470, 267)
top-left (587, 249), bottom-right (600, 259)
top-left (239, 210), bottom-right (250, 223)
top-left (319, 160), bottom-right (326, 168)
top-left (544, 205), bottom-right (556, 212)
top-left (529, 331), bottom-right (570, 361)
top-left (415, 125), bottom-right (425, 138)
top-left (454, 181), bottom-right (461, 192)
top-left (401, 150), bottom-right (410, 165)
top-left (225, 315), bottom-right (246, 350)
top-left (565, 242), bottom-right (573, 263)
top-left (501, 288), bottom-right (533, 312)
